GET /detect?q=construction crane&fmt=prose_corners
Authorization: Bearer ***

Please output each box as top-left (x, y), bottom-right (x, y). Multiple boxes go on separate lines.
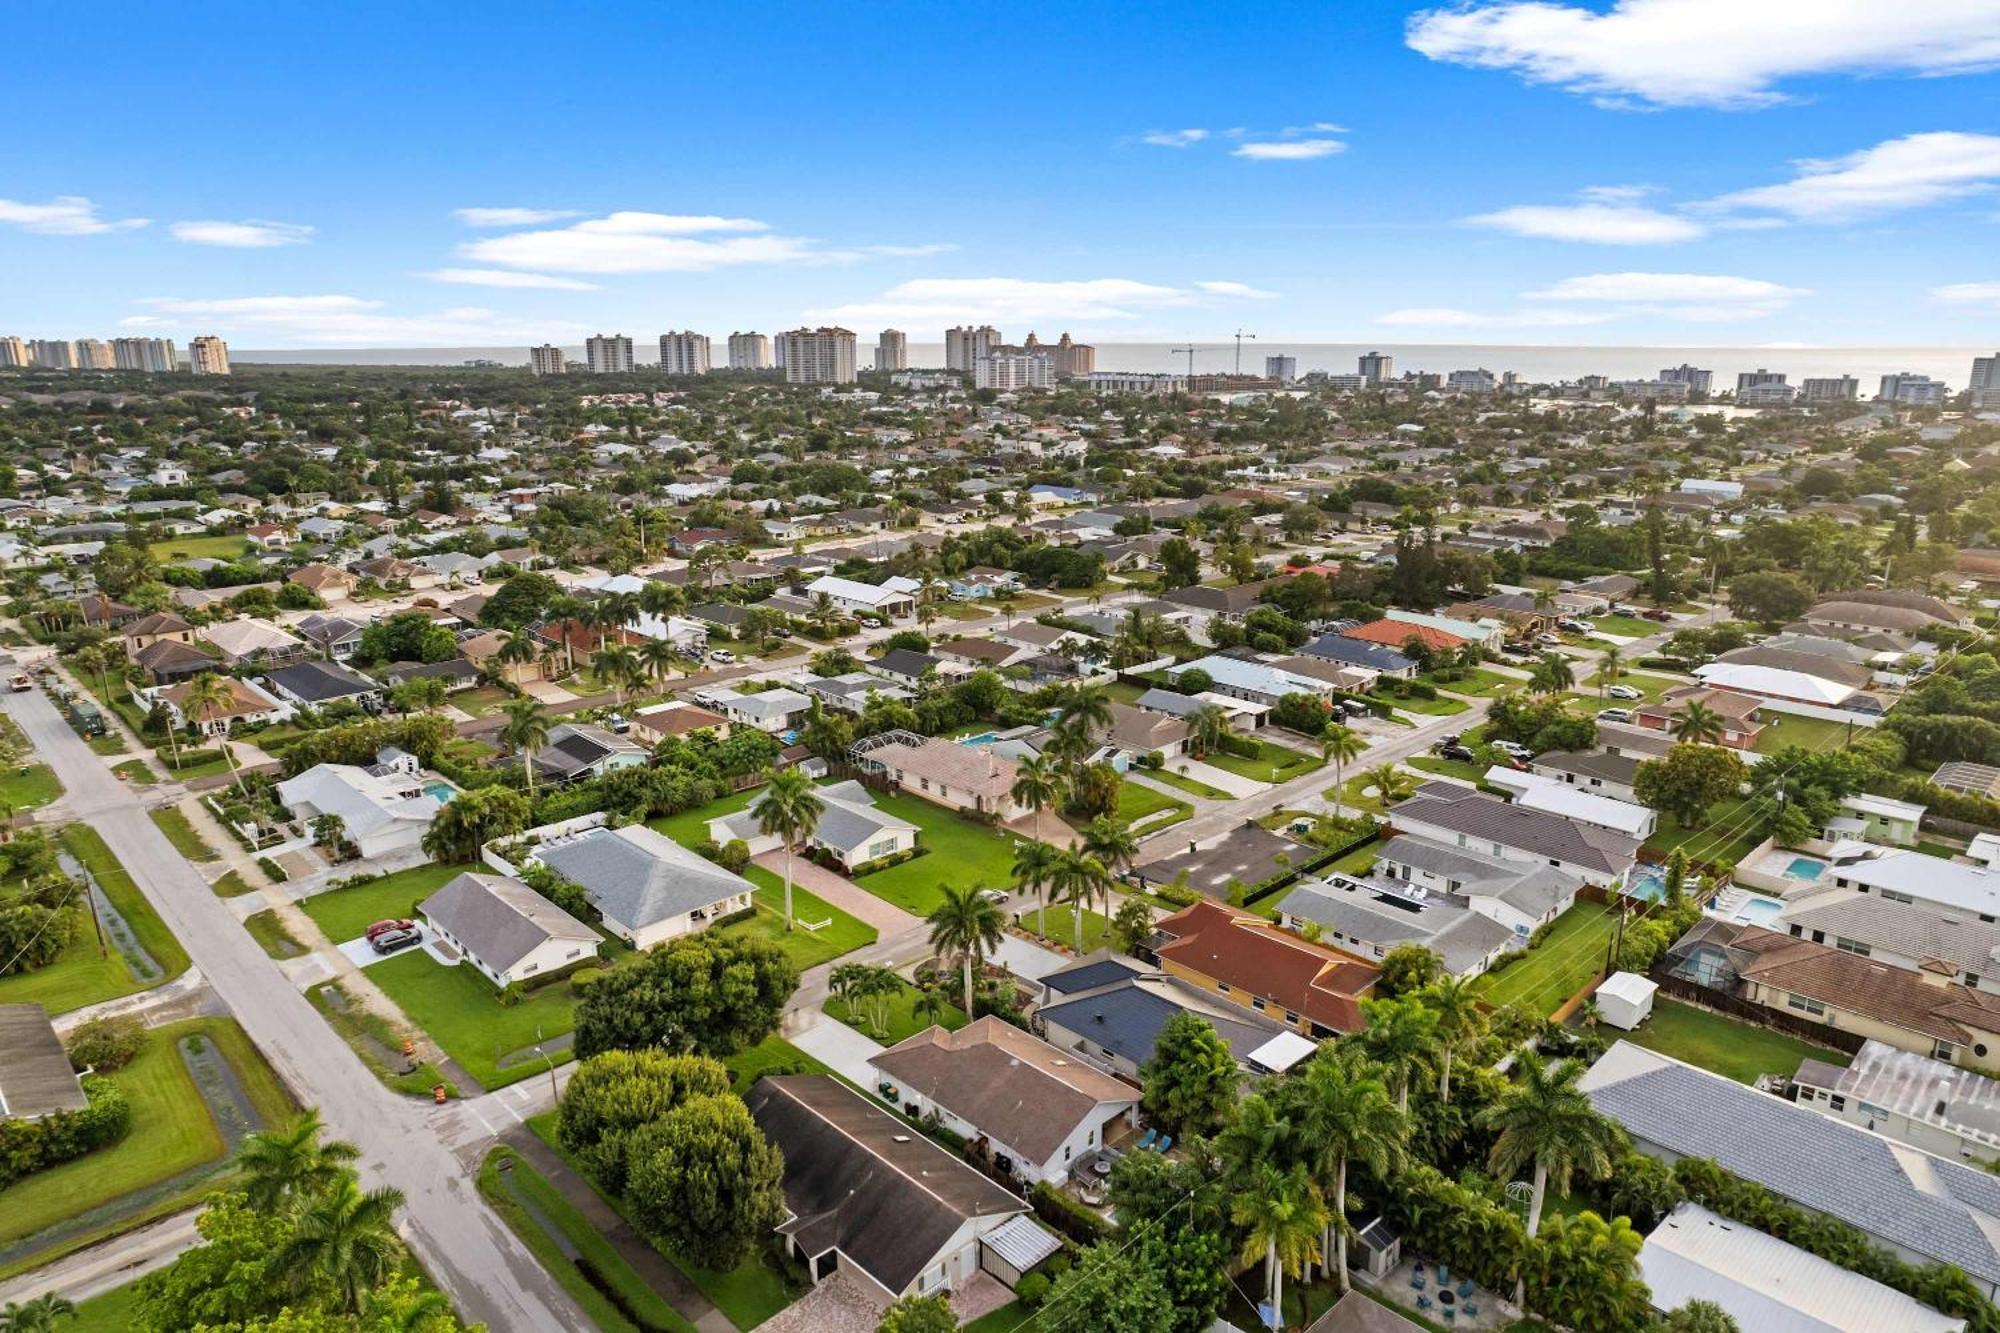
top-left (1169, 344), bottom-right (1220, 376)
top-left (1233, 328), bottom-right (1258, 375)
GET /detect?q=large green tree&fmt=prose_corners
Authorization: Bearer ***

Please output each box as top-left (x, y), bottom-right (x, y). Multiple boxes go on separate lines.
top-left (1633, 743), bottom-right (1748, 829)
top-left (1140, 1011), bottom-right (1237, 1138)
top-left (573, 933), bottom-right (798, 1058)
top-left (874, 1295), bottom-right (957, 1333)
top-left (556, 1050), bottom-right (731, 1192)
top-left (624, 1093), bottom-right (785, 1271)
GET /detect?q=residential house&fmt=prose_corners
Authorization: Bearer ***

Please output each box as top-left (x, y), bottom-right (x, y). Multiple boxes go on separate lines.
top-left (533, 823), bottom-right (755, 950)
top-left (1370, 832), bottom-right (1584, 942)
top-left (1384, 608), bottom-right (1507, 651)
top-left (1300, 634), bottom-right (1418, 679)
top-left (1127, 824), bottom-right (1309, 901)
top-left (1776, 887), bottom-right (2000, 995)
top-left (275, 762), bottom-right (443, 860)
top-left (852, 736), bottom-right (1023, 821)
top-left (1034, 956), bottom-right (1300, 1079)
top-left (1132, 686), bottom-right (1268, 732)
top-left (1633, 686), bottom-right (1765, 749)
top-left (1274, 873), bottom-right (1516, 978)
top-left (793, 671), bottom-right (913, 716)
top-left (1389, 782), bottom-right (1638, 888)
top-left (1340, 617), bottom-right (1469, 657)
top-left (869, 1018), bottom-right (1138, 1185)
top-left (1529, 749), bottom-right (1645, 804)
top-left (709, 779), bottom-right (917, 871)
top-left (802, 575), bottom-right (915, 619)
top-left (628, 702), bottom-right (730, 744)
top-left (745, 1075), bottom-right (1053, 1302)
top-left (418, 872), bottom-right (600, 987)
top-left (458, 628), bottom-right (548, 684)
top-left (1171, 654), bottom-right (1340, 707)
top-left (524, 723), bottom-right (648, 785)
top-left (205, 618), bottom-right (308, 668)
top-left (153, 675), bottom-right (285, 735)
top-left (294, 613), bottom-right (366, 661)
top-left (1692, 661), bottom-right (1863, 712)
top-left (289, 563), bottom-right (358, 601)
top-left (933, 637), bottom-right (1025, 672)
top-left (865, 648), bottom-right (941, 689)
top-left (1482, 767), bottom-right (1658, 839)
top-left (1150, 899), bottom-right (1380, 1038)
top-left (1793, 1038), bottom-right (2000, 1164)
top-left (120, 611), bottom-right (196, 658)
top-left (1806, 600), bottom-right (1957, 637)
top-left (131, 637), bottom-right (221, 686)
top-left (1829, 793), bottom-right (1927, 847)
top-left (705, 686), bottom-right (811, 733)
top-left (0, 1003), bottom-right (88, 1118)
top-left (263, 659), bottom-right (383, 709)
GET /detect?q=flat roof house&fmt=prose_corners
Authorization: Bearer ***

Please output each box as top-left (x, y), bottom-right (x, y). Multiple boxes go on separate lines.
top-left (532, 823), bottom-right (755, 950)
top-left (869, 1017), bottom-right (1139, 1185)
top-left (746, 1075), bottom-right (1052, 1303)
top-left (418, 872), bottom-right (600, 988)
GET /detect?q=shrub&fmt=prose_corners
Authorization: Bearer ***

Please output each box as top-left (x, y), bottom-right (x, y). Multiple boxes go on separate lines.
top-left (498, 982), bottom-right (525, 1008)
top-left (65, 1017), bottom-right (147, 1073)
top-left (716, 839), bottom-right (751, 873)
top-left (0, 1075), bottom-right (131, 1189)
top-left (1016, 1272), bottom-right (1051, 1308)
top-left (1031, 1181), bottom-right (1110, 1245)
top-left (257, 856), bottom-right (287, 882)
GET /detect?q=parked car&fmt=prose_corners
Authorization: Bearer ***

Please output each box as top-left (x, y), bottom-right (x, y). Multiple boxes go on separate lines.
top-left (1597, 707), bottom-right (1635, 724)
top-left (1337, 699), bottom-right (1370, 719)
top-left (1500, 642), bottom-right (1533, 657)
top-left (1557, 618), bottom-right (1592, 634)
top-left (709, 649), bottom-right (737, 664)
top-left (1536, 633), bottom-right (1564, 647)
top-left (1439, 743), bottom-right (1478, 762)
top-left (1491, 739), bottom-right (1534, 759)
top-left (364, 918), bottom-right (414, 942)
top-left (370, 927), bottom-right (422, 955)
top-left (979, 889), bottom-right (1010, 906)
top-left (604, 712), bottom-right (631, 733)
top-left (7, 674), bottom-right (30, 692)
top-left (1605, 684), bottom-right (1643, 700)
top-left (1642, 607), bottom-right (1673, 622)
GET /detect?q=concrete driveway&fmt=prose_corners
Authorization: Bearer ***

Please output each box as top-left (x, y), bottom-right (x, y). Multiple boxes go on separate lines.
top-left (791, 1013), bottom-right (890, 1086)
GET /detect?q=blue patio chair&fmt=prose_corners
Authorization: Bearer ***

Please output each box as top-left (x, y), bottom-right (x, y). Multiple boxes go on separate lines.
top-left (1416, 1295), bottom-right (1432, 1312)
top-left (1155, 1134), bottom-right (1174, 1154)
top-left (1457, 1280), bottom-right (1474, 1298)
top-left (1438, 1264), bottom-right (1451, 1285)
top-left (1442, 1307), bottom-right (1456, 1323)
top-left (1411, 1275), bottom-right (1426, 1291)
top-left (1136, 1128), bottom-right (1157, 1151)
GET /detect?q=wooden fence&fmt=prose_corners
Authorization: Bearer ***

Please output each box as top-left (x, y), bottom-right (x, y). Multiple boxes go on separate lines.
top-left (1646, 971), bottom-right (1867, 1055)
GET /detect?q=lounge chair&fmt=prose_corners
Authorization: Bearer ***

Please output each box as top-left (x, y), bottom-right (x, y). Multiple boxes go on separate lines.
top-left (1136, 1128), bottom-right (1157, 1151)
top-left (1155, 1134), bottom-right (1174, 1154)
top-left (1438, 1264), bottom-right (1450, 1285)
top-left (1416, 1295), bottom-right (1432, 1312)
top-left (1411, 1276), bottom-right (1426, 1291)
top-left (1457, 1280), bottom-right (1473, 1298)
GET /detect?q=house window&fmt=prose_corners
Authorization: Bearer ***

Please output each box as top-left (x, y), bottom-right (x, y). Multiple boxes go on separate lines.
top-left (1880, 889), bottom-right (1914, 905)
top-left (1787, 994), bottom-right (1825, 1016)
top-left (1936, 1040), bottom-right (1959, 1061)
top-left (1971, 974), bottom-right (1984, 989)
top-left (1285, 1011), bottom-right (1299, 1024)
top-left (1834, 938), bottom-right (1871, 957)
top-left (1217, 982), bottom-right (1232, 994)
top-left (1251, 997), bottom-right (1267, 1012)
top-left (1830, 1095), bottom-right (1846, 1112)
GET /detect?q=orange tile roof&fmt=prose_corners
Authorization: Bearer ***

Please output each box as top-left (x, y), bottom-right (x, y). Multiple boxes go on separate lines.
top-left (1154, 899), bottom-right (1377, 1034)
top-left (1342, 619), bottom-right (1467, 652)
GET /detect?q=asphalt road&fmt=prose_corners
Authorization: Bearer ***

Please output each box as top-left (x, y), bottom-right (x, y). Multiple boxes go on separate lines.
top-left (3, 683), bottom-right (584, 1333)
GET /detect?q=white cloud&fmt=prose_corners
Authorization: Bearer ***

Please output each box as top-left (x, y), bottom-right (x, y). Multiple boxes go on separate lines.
top-left (841, 243), bottom-right (959, 258)
top-left (1196, 280), bottom-right (1281, 299)
top-left (1934, 281), bottom-right (2000, 308)
top-left (0, 195), bottom-right (147, 236)
top-left (1466, 203), bottom-right (1705, 244)
top-left (454, 207), bottom-right (584, 227)
top-left (1284, 121), bottom-right (1350, 135)
top-left (421, 268), bottom-right (602, 291)
top-left (808, 276), bottom-right (1272, 325)
top-left (1579, 184), bottom-right (1654, 202)
top-left (1232, 139), bottom-right (1347, 160)
top-left (121, 295), bottom-right (580, 346)
top-left (1141, 129), bottom-right (1210, 147)
top-left (460, 211), bottom-right (838, 273)
top-left (1407, 0), bottom-right (2000, 109)
top-left (1702, 132), bottom-right (2000, 221)
top-left (1376, 306), bottom-right (1616, 328)
top-left (1524, 271), bottom-right (1808, 319)
top-left (169, 219), bottom-right (313, 248)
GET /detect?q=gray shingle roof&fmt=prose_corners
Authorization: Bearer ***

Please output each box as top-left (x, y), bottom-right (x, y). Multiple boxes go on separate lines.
top-left (1581, 1041), bottom-right (2000, 1287)
top-left (1393, 783), bottom-right (1639, 876)
top-left (535, 825), bottom-right (755, 933)
top-left (419, 872), bottom-right (598, 973)
top-left (0, 1004), bottom-right (87, 1118)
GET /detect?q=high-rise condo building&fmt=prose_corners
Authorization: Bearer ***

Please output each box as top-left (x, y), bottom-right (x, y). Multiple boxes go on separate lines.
top-left (585, 334), bottom-right (634, 374)
top-left (1738, 380), bottom-right (1796, 406)
top-left (528, 344), bottom-right (567, 376)
top-left (945, 325), bottom-right (1001, 372)
top-left (875, 329), bottom-right (907, 372)
top-left (658, 331), bottom-right (711, 376)
top-left (776, 327), bottom-right (857, 384)
top-left (0, 337), bottom-right (27, 368)
top-left (1658, 364), bottom-right (1713, 395)
top-left (30, 339), bottom-right (77, 370)
top-left (974, 349), bottom-right (1053, 391)
top-left (1973, 355), bottom-right (2000, 410)
top-left (1736, 368), bottom-right (1786, 394)
top-left (1051, 333), bottom-right (1093, 378)
top-left (1358, 351), bottom-right (1394, 383)
top-left (1879, 372), bottom-right (1949, 406)
top-left (189, 336), bottom-right (231, 375)
top-left (1446, 368), bottom-right (1496, 394)
top-left (1800, 376), bottom-right (1859, 402)
top-left (1265, 354), bottom-right (1298, 384)
top-left (113, 337), bottom-right (178, 372)
top-left (74, 339), bottom-right (116, 370)
top-left (727, 332), bottom-right (771, 370)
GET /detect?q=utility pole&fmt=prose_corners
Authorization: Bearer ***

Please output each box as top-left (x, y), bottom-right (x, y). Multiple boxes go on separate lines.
top-left (1233, 329), bottom-right (1257, 375)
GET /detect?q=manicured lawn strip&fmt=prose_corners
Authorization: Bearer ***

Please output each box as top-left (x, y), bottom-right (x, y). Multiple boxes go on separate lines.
top-left (149, 805), bottom-right (218, 862)
top-left (718, 1034), bottom-right (836, 1093)
top-left (367, 949), bottom-right (580, 1092)
top-left (0, 1016), bottom-right (293, 1247)
top-left (148, 534), bottom-right (251, 561)
top-left (1386, 693), bottom-right (1471, 719)
top-left (826, 976), bottom-right (968, 1045)
top-left (722, 871), bottom-right (876, 971)
top-left (298, 861), bottom-right (471, 942)
top-left (1623, 996), bottom-right (1852, 1084)
top-left (858, 792), bottom-right (1031, 915)
top-left (1202, 739), bottom-right (1326, 784)
top-left (0, 826), bottom-right (190, 1016)
top-left (1327, 844), bottom-right (1378, 875)
top-left (477, 1146), bottom-right (695, 1333)
top-left (1589, 614), bottom-right (1664, 638)
top-left (1752, 712), bottom-right (1854, 755)
top-left (88, 733), bottom-right (127, 756)
top-left (1110, 780), bottom-right (1190, 833)
top-left (211, 870), bottom-right (256, 897)
top-left (244, 909), bottom-right (307, 959)
top-left (961, 1303), bottom-right (1028, 1333)
top-left (305, 982), bottom-right (453, 1098)
top-left (526, 1112), bottom-right (795, 1331)
top-left (1406, 755), bottom-right (1487, 785)
top-left (1643, 795), bottom-right (1763, 872)
top-left (1143, 767), bottom-right (1234, 800)
top-left (1575, 671), bottom-right (1687, 706)
top-left (111, 758), bottom-right (157, 784)
top-left (68, 1280), bottom-right (145, 1332)
top-left (0, 762), bottom-right (62, 811)
top-left (649, 786), bottom-right (759, 850)
top-left (1471, 900), bottom-right (1617, 1017)
top-left (1017, 904), bottom-right (1112, 955)
top-left (1425, 668), bottom-right (1521, 698)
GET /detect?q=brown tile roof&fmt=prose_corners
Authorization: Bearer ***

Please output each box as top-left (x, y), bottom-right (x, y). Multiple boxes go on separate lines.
top-left (1154, 899), bottom-right (1377, 1033)
top-left (1731, 925), bottom-right (2000, 1044)
top-left (631, 704), bottom-right (728, 738)
top-left (1342, 619), bottom-right (1467, 652)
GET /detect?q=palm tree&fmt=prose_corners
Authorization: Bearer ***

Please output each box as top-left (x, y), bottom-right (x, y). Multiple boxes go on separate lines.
top-left (1321, 725), bottom-right (1366, 817)
top-left (1008, 753), bottom-right (1064, 847)
top-left (0, 1294), bottom-right (75, 1332)
top-left (1294, 1050), bottom-right (1407, 1293)
top-left (1055, 683), bottom-right (1114, 740)
top-left (1188, 704), bottom-right (1231, 758)
top-left (1595, 644), bottom-right (1624, 699)
top-left (1080, 816), bottom-right (1137, 887)
top-left (182, 672), bottom-right (243, 794)
top-left (1231, 1162), bottom-right (1329, 1325)
top-left (493, 630), bottom-right (538, 683)
top-left (754, 768), bottom-right (823, 933)
top-left (1358, 996), bottom-right (1439, 1112)
top-left (500, 697), bottom-right (550, 803)
top-left (1011, 838), bottom-right (1058, 941)
top-left (590, 644), bottom-right (643, 706)
top-left (237, 1108), bottom-right (362, 1211)
top-left (597, 590), bottom-right (641, 648)
top-left (1424, 976), bottom-right (1486, 1104)
top-left (637, 577), bottom-right (683, 621)
top-left (1049, 847), bottom-right (1109, 953)
top-left (1481, 1050), bottom-right (1620, 1245)
top-left (273, 1175), bottom-right (408, 1315)
top-left (809, 591), bottom-right (840, 638)
top-left (1672, 699), bottom-right (1725, 745)
top-left (926, 882), bottom-right (1006, 1014)
top-left (1362, 762), bottom-right (1415, 807)
top-left (638, 636), bottom-right (679, 688)
top-left (1529, 652), bottom-right (1574, 696)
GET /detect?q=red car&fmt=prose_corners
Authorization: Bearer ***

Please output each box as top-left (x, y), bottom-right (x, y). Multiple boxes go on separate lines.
top-left (365, 918), bottom-right (415, 942)
top-left (1642, 608), bottom-right (1673, 622)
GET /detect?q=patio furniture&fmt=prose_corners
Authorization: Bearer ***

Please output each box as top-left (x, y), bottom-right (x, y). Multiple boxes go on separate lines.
top-left (1090, 1158), bottom-right (1112, 1177)
top-left (1437, 1290), bottom-right (1455, 1308)
top-left (1411, 1276), bottom-right (1426, 1291)
top-left (1457, 1280), bottom-right (1473, 1298)
top-left (1155, 1134), bottom-right (1174, 1154)
top-left (1442, 1309), bottom-right (1456, 1324)
top-left (1438, 1264), bottom-right (1450, 1285)
top-left (1136, 1128), bottom-right (1157, 1151)
top-left (1463, 1304), bottom-right (1479, 1317)
top-left (1416, 1295), bottom-right (1432, 1312)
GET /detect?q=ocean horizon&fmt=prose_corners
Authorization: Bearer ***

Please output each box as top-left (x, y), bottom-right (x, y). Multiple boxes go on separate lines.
top-left (235, 341), bottom-right (1994, 388)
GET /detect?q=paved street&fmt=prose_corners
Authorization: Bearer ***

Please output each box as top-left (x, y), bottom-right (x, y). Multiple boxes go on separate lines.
top-left (2, 685), bottom-right (584, 1333)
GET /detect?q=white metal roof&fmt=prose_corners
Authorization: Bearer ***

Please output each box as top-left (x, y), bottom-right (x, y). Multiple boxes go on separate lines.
top-left (1596, 971), bottom-right (1658, 1006)
top-left (1247, 1030), bottom-right (1318, 1072)
top-left (981, 1214), bottom-right (1061, 1272)
top-left (1692, 661), bottom-right (1857, 706)
top-left (1485, 768), bottom-right (1655, 838)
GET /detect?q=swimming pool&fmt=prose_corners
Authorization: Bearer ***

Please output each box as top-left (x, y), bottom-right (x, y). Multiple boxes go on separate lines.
top-left (423, 781), bottom-right (456, 803)
top-left (959, 732), bottom-right (1000, 746)
top-left (1784, 856), bottom-right (1827, 880)
top-left (1623, 864), bottom-right (1669, 903)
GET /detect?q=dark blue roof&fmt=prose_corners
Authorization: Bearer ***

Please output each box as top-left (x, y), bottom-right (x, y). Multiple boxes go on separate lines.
top-left (1037, 986), bottom-right (1182, 1066)
top-left (1301, 634), bottom-right (1416, 673)
top-left (1042, 957), bottom-right (1147, 995)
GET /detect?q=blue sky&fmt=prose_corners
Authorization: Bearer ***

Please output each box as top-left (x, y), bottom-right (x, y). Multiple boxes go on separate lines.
top-left (6, 0), bottom-right (2000, 349)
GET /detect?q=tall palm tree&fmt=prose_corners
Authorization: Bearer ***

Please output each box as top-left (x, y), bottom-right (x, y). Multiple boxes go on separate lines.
top-left (1672, 699), bottom-right (1725, 745)
top-left (1049, 847), bottom-right (1109, 953)
top-left (1595, 644), bottom-right (1624, 699)
top-left (182, 672), bottom-right (243, 794)
top-left (590, 644), bottom-right (643, 706)
top-left (273, 1175), bottom-right (408, 1316)
top-left (1055, 683), bottom-right (1114, 740)
top-left (1358, 996), bottom-right (1439, 1112)
top-left (1321, 725), bottom-right (1366, 817)
top-left (1425, 975), bottom-right (1486, 1105)
top-left (499, 695), bottom-right (550, 799)
top-left (493, 630), bottom-right (538, 684)
top-left (637, 577), bottom-right (683, 622)
top-left (597, 590), bottom-right (641, 648)
top-left (754, 768), bottom-right (823, 933)
top-left (1188, 704), bottom-right (1231, 758)
top-left (1481, 1050), bottom-right (1620, 1245)
top-left (1008, 753), bottom-right (1064, 847)
top-left (1293, 1050), bottom-right (1407, 1293)
top-left (1231, 1162), bottom-right (1329, 1326)
top-left (1529, 652), bottom-right (1574, 696)
top-left (926, 882), bottom-right (1006, 1015)
top-left (1362, 762), bottom-right (1415, 806)
top-left (638, 636), bottom-right (679, 688)
top-left (1011, 838), bottom-right (1058, 941)
top-left (0, 1294), bottom-right (75, 1332)
top-left (809, 591), bottom-right (840, 638)
top-left (237, 1108), bottom-right (362, 1211)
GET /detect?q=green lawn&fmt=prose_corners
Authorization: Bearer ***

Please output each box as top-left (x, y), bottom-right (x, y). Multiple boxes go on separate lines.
top-left (211, 869), bottom-right (256, 897)
top-left (0, 762), bottom-right (62, 811)
top-left (478, 1147), bottom-right (697, 1333)
top-left (0, 1017), bottom-right (295, 1248)
top-left (1576, 671), bottom-right (1686, 705)
top-left (0, 826), bottom-right (190, 1015)
top-left (243, 909), bottom-right (307, 959)
top-left (149, 805), bottom-right (218, 862)
top-left (1203, 739), bottom-right (1326, 784)
top-left (1644, 795), bottom-right (1764, 872)
top-left (1471, 901), bottom-right (1618, 1017)
top-left (67, 1280), bottom-right (146, 1332)
top-left (1406, 754), bottom-right (1489, 785)
top-left (1623, 997), bottom-right (1853, 1084)
top-left (649, 786), bottom-right (759, 849)
top-left (826, 976), bottom-right (969, 1045)
top-left (1144, 766), bottom-right (1234, 800)
top-left (367, 948), bottom-right (584, 1092)
top-left (1424, 667), bottom-right (1521, 698)
top-left (718, 1034), bottom-right (836, 1093)
top-left (148, 534), bottom-right (251, 562)
top-left (1387, 693), bottom-right (1472, 719)
top-left (1753, 712), bottom-right (1855, 755)
top-left (111, 758), bottom-right (157, 785)
top-left (1110, 780), bottom-right (1192, 833)
top-left (858, 792), bottom-right (1034, 915)
top-left (721, 872), bottom-right (877, 971)
top-left (298, 861), bottom-right (471, 942)
top-left (1017, 904), bottom-right (1113, 954)
top-left (1589, 614), bottom-right (1664, 638)
top-left (962, 1303), bottom-right (1028, 1333)
top-left (306, 982), bottom-right (454, 1099)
